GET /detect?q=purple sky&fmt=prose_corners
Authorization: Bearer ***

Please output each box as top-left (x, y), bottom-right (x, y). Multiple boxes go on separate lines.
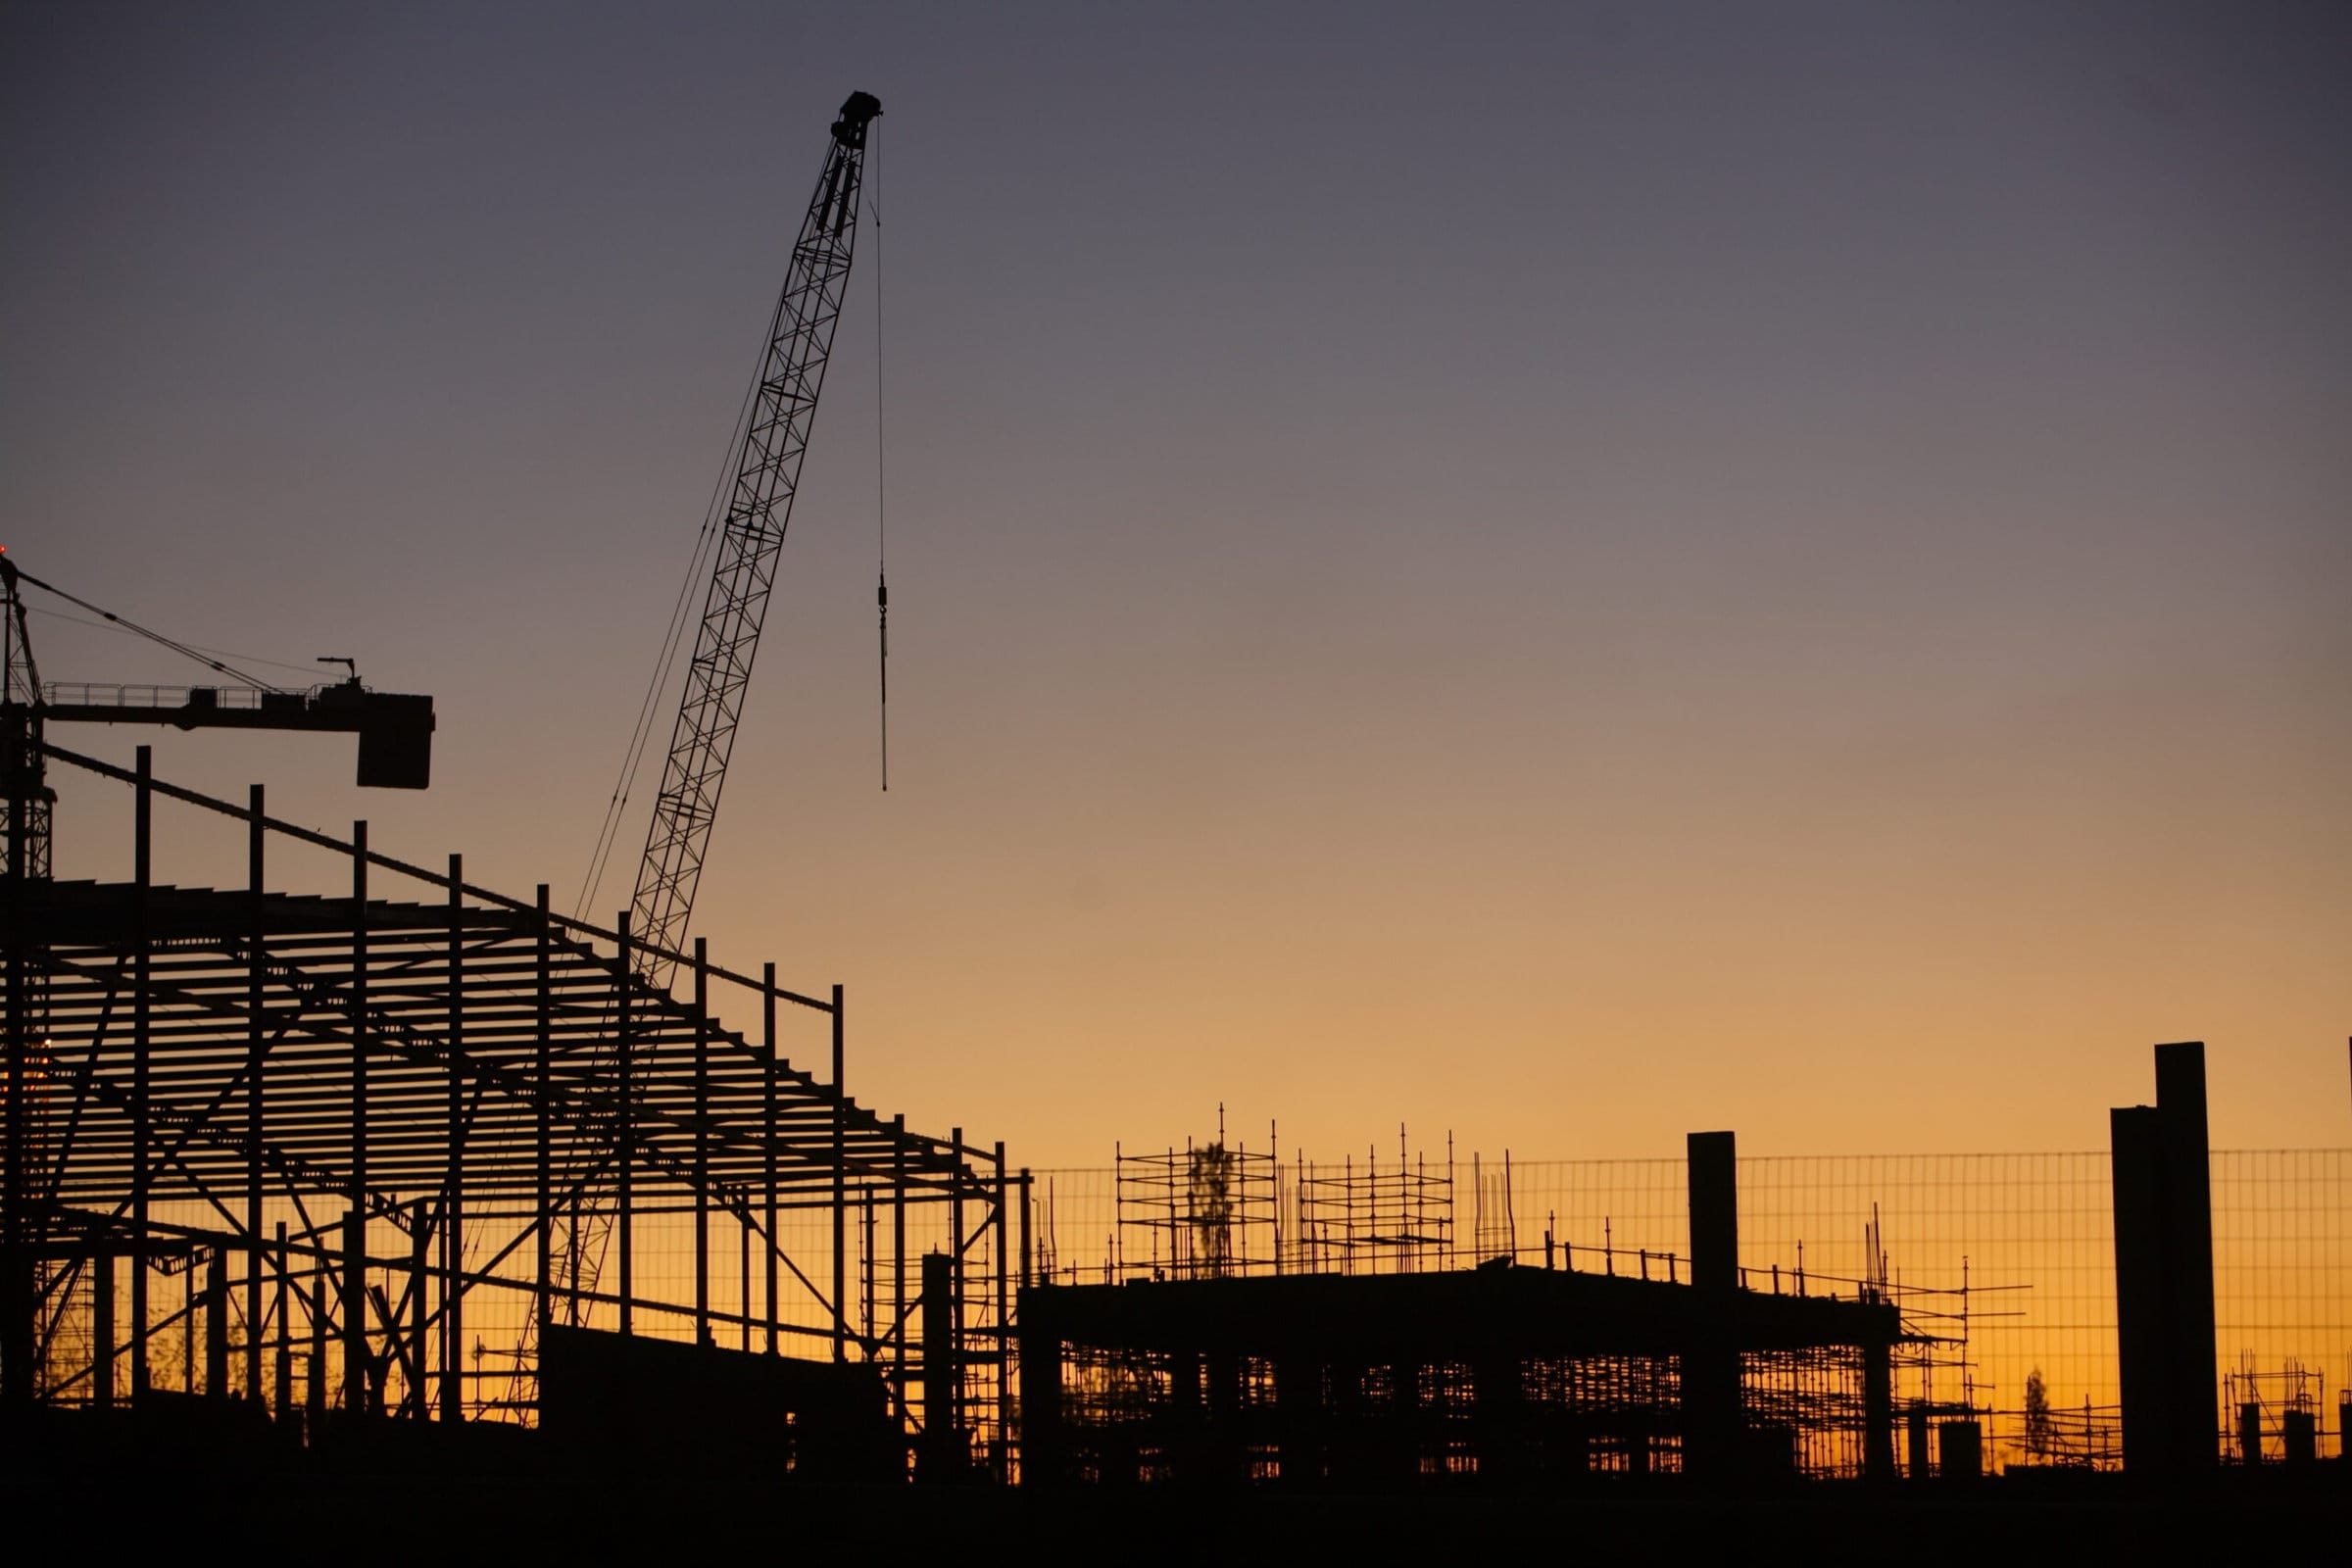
top-left (5, 1), bottom-right (2347, 1166)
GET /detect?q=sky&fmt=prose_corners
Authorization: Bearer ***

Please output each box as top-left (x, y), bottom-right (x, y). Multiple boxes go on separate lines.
top-left (4, 1), bottom-right (2347, 1171)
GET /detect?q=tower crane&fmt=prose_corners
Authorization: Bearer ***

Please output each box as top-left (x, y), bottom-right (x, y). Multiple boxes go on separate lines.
top-left (1, 553), bottom-right (432, 1411)
top-left (1, 550), bottom-right (435, 878)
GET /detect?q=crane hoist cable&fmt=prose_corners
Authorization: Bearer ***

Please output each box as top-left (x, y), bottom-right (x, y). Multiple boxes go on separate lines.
top-left (571, 375), bottom-right (753, 920)
top-left (570, 108), bottom-right (870, 921)
top-left (872, 118), bottom-right (889, 792)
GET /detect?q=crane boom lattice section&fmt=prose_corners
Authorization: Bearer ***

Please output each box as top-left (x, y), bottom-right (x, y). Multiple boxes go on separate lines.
top-left (630, 92), bottom-right (880, 991)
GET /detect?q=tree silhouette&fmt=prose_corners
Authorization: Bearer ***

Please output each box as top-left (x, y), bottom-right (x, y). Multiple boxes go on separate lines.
top-left (2024, 1368), bottom-right (2053, 1459)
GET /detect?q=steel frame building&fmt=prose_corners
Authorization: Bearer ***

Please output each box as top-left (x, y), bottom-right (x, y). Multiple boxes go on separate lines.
top-left (2, 741), bottom-right (1021, 1473)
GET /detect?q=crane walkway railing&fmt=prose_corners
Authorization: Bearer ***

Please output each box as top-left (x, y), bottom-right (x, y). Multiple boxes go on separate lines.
top-left (39, 681), bottom-right (280, 710)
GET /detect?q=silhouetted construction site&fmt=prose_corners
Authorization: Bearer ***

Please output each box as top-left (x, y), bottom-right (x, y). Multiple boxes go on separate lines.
top-left (1024, 1130), bottom-right (1906, 1488)
top-left (5, 742), bottom-right (2343, 1495)
top-left (4, 740), bottom-right (2349, 1527)
top-left (4, 82), bottom-right (2347, 1544)
top-left (7, 741), bottom-right (1020, 1476)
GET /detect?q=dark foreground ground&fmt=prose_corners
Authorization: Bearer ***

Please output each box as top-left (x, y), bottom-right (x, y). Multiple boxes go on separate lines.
top-left (6, 1407), bottom-right (2343, 1560)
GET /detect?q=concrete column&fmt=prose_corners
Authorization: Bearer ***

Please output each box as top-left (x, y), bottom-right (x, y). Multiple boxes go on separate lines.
top-left (2282, 1408), bottom-right (2315, 1466)
top-left (1862, 1340), bottom-right (1894, 1480)
top-left (1937, 1419), bottom-right (1982, 1481)
top-left (917, 1250), bottom-right (960, 1482)
top-left (1687, 1131), bottom-right (1739, 1292)
top-left (2111, 1042), bottom-right (2221, 1478)
top-left (1685, 1130), bottom-right (1741, 1484)
top-left (2111, 1103), bottom-right (2167, 1472)
top-left (1016, 1291), bottom-right (1062, 1489)
top-left (2155, 1042), bottom-right (2217, 1470)
top-left (1473, 1351), bottom-right (1524, 1484)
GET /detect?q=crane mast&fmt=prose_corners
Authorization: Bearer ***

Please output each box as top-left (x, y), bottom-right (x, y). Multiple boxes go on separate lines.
top-left (628, 90), bottom-right (880, 989)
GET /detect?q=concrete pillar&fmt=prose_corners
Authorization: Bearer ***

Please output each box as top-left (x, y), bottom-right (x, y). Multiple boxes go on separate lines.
top-left (917, 1250), bottom-right (960, 1482)
top-left (1687, 1131), bottom-right (1739, 1292)
top-left (1205, 1350), bottom-right (1244, 1486)
top-left (1862, 1340), bottom-right (1894, 1480)
top-left (1274, 1357), bottom-right (1322, 1487)
top-left (1685, 1130), bottom-right (1741, 1484)
top-left (2111, 1042), bottom-right (2220, 1478)
top-left (1472, 1352), bottom-right (1522, 1485)
top-left (1015, 1290), bottom-right (1062, 1489)
top-left (1937, 1419), bottom-right (1982, 1481)
top-left (1168, 1350), bottom-right (1204, 1485)
top-left (2282, 1408), bottom-right (2315, 1466)
top-left (2154, 1043), bottom-right (2217, 1470)
top-left (2111, 1104), bottom-right (2168, 1473)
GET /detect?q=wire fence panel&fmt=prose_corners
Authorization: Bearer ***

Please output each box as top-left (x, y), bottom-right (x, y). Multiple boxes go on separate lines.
top-left (1030, 1146), bottom-right (2352, 1469)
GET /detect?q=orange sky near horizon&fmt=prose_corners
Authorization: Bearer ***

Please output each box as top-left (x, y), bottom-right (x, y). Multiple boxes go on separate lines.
top-left (8, 2), bottom-right (2347, 1173)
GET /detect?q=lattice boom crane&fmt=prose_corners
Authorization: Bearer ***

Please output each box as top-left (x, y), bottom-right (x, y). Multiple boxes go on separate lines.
top-left (628, 90), bottom-right (881, 989)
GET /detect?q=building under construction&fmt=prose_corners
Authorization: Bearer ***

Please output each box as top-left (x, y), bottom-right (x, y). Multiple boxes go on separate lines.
top-left (1, 737), bottom-right (1922, 1492)
top-left (0, 87), bottom-right (1021, 1473)
top-left (1021, 1131), bottom-right (1913, 1489)
top-left (2, 741), bottom-right (1019, 1478)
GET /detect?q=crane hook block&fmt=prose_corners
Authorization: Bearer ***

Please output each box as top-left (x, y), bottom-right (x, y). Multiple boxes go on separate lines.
top-left (833, 92), bottom-right (882, 149)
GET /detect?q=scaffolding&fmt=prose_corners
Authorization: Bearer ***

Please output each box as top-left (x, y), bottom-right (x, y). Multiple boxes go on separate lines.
top-left (1097, 1121), bottom-right (1458, 1281)
top-left (1025, 1128), bottom-right (1922, 1486)
top-left (1115, 1115), bottom-right (1279, 1280)
top-left (2222, 1355), bottom-right (2327, 1466)
top-left (1295, 1133), bottom-right (1454, 1275)
top-left (1019, 1264), bottom-right (1902, 1488)
top-left (1, 741), bottom-right (1022, 1479)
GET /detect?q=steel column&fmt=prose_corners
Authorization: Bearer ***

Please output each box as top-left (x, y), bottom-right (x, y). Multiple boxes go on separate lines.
top-left (408, 1200), bottom-right (427, 1418)
top-left (832, 983), bottom-right (846, 1361)
top-left (341, 1207), bottom-right (364, 1415)
top-left (762, 962), bottom-right (777, 1354)
top-left (130, 745), bottom-right (151, 1396)
top-left (350, 820), bottom-right (368, 1206)
top-left (244, 783), bottom-right (265, 1403)
top-left (533, 885), bottom-right (552, 1325)
top-left (614, 910), bottom-right (632, 1337)
top-left (92, 1246), bottom-right (114, 1410)
top-left (442, 855), bottom-right (465, 1420)
top-left (694, 937), bottom-right (710, 1344)
top-left (272, 1222), bottom-right (289, 1418)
